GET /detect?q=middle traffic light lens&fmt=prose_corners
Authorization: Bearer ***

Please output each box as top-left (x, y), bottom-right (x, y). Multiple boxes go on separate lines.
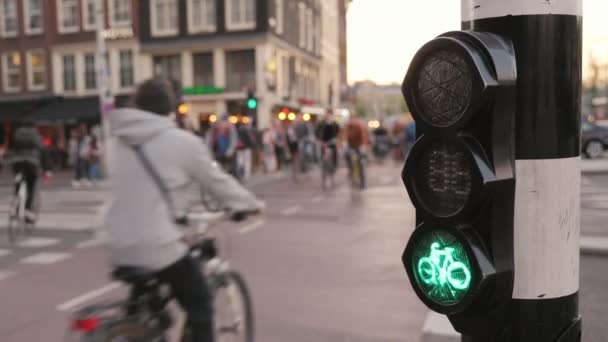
top-left (415, 141), bottom-right (473, 217)
top-left (411, 229), bottom-right (472, 305)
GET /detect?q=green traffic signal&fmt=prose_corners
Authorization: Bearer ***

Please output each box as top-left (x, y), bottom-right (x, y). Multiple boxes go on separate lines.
top-left (247, 98), bottom-right (257, 109)
top-left (411, 229), bottom-right (472, 305)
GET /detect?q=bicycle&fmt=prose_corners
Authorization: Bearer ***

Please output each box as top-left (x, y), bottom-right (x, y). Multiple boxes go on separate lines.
top-left (67, 211), bottom-right (255, 342)
top-left (320, 141), bottom-right (337, 190)
top-left (347, 148), bottom-right (366, 191)
top-left (7, 172), bottom-right (39, 243)
top-left (417, 242), bottom-right (471, 290)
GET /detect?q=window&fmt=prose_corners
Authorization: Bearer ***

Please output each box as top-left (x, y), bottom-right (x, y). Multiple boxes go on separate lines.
top-left (82, 0), bottom-right (96, 31)
top-left (226, 0), bottom-right (255, 31)
top-left (193, 52), bottom-right (214, 87)
top-left (110, 0), bottom-right (131, 27)
top-left (84, 53), bottom-right (96, 89)
top-left (1, 0), bottom-right (17, 37)
top-left (27, 50), bottom-right (45, 90)
top-left (153, 55), bottom-right (181, 83)
top-left (275, 0), bottom-right (283, 34)
top-left (188, 0), bottom-right (216, 33)
top-left (2, 52), bottom-right (21, 92)
top-left (25, 0), bottom-right (43, 34)
top-left (63, 55), bottom-right (76, 91)
top-left (225, 49), bottom-right (255, 92)
top-left (306, 8), bottom-right (313, 51)
top-left (298, 2), bottom-right (305, 47)
top-left (58, 0), bottom-right (79, 33)
top-left (119, 50), bottom-right (134, 88)
top-left (151, 0), bottom-right (178, 36)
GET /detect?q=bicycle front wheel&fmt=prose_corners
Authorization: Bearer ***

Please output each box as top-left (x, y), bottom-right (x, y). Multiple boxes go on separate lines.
top-left (214, 271), bottom-right (254, 342)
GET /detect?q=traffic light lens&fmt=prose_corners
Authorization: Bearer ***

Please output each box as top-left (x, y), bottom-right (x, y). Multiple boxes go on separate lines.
top-left (415, 50), bottom-right (472, 127)
top-left (412, 229), bottom-right (472, 305)
top-left (247, 98), bottom-right (257, 109)
top-left (415, 141), bottom-right (473, 217)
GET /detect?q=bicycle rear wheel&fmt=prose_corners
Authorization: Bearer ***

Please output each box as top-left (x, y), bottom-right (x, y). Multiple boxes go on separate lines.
top-left (6, 199), bottom-right (22, 244)
top-left (213, 271), bottom-right (254, 342)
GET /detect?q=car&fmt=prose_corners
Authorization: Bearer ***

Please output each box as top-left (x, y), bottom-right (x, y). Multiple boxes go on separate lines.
top-left (582, 122), bottom-right (608, 159)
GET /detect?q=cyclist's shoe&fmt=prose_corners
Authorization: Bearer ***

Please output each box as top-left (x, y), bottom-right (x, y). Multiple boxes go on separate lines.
top-left (24, 210), bottom-right (37, 224)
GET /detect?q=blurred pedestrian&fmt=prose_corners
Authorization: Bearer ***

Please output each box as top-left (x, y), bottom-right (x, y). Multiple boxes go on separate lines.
top-left (67, 128), bottom-right (78, 168)
top-left (236, 120), bottom-right (256, 181)
top-left (261, 128), bottom-right (277, 172)
top-left (272, 119), bottom-right (288, 171)
top-left (208, 115), bottom-right (238, 177)
top-left (73, 125), bottom-right (91, 188)
top-left (88, 135), bottom-right (103, 184)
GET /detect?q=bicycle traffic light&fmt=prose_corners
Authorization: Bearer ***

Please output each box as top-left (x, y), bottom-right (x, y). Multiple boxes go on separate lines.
top-left (400, 31), bottom-right (517, 335)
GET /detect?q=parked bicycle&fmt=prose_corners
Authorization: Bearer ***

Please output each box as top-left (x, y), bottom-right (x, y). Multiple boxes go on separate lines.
top-left (67, 211), bottom-right (255, 342)
top-left (6, 172), bottom-right (39, 243)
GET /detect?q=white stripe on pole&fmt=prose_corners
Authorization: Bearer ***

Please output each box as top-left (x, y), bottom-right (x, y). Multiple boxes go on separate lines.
top-left (461, 0), bottom-right (582, 22)
top-left (512, 157), bottom-right (580, 299)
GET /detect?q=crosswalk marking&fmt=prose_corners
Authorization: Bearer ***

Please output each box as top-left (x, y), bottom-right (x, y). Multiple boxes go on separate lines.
top-left (281, 205), bottom-right (301, 216)
top-left (17, 237), bottom-right (60, 248)
top-left (238, 220), bottom-right (265, 234)
top-left (20, 252), bottom-right (72, 265)
top-left (0, 249), bottom-right (11, 257)
top-left (0, 270), bottom-right (15, 281)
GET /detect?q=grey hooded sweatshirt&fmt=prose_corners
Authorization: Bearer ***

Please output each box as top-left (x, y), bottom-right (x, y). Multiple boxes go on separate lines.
top-left (105, 108), bottom-right (259, 270)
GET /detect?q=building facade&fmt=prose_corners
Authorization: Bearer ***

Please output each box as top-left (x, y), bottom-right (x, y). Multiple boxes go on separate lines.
top-left (0, 0), bottom-right (348, 136)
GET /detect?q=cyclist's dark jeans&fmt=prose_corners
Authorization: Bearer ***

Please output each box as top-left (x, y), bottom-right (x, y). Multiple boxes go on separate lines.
top-left (12, 161), bottom-right (38, 210)
top-left (345, 148), bottom-right (366, 189)
top-left (131, 256), bottom-right (214, 342)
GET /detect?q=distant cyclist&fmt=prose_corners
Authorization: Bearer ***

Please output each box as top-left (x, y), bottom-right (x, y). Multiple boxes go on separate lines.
top-left (107, 78), bottom-right (263, 342)
top-left (209, 115), bottom-right (239, 176)
top-left (6, 119), bottom-right (43, 223)
top-left (339, 115), bottom-right (369, 189)
top-left (286, 114), bottom-right (315, 177)
top-left (316, 110), bottom-right (340, 168)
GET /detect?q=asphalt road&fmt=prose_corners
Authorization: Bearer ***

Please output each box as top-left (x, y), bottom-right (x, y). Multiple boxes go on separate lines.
top-left (0, 165), bottom-right (605, 341)
top-left (0, 162), bottom-right (428, 341)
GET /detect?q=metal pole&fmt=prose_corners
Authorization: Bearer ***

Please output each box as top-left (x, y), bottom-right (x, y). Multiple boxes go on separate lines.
top-left (461, 0), bottom-right (582, 341)
top-left (95, 0), bottom-right (114, 173)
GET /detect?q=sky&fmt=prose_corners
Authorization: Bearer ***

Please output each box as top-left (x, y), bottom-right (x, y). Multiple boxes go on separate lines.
top-left (347, 0), bottom-right (608, 85)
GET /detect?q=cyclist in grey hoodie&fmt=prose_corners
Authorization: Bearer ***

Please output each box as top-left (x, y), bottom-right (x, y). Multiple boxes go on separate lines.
top-left (106, 78), bottom-right (262, 341)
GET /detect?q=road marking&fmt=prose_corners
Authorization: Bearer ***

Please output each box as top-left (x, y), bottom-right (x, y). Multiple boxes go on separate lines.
top-left (17, 237), bottom-right (60, 248)
top-left (0, 270), bottom-right (15, 281)
top-left (238, 220), bottom-right (265, 234)
top-left (57, 282), bottom-right (122, 312)
top-left (0, 249), bottom-right (11, 257)
top-left (281, 205), bottom-right (301, 216)
top-left (77, 231), bottom-right (107, 249)
top-left (20, 252), bottom-right (72, 265)
top-left (311, 195), bottom-right (323, 203)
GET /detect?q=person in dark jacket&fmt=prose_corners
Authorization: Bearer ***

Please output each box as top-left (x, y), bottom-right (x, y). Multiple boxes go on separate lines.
top-left (7, 119), bottom-right (43, 222)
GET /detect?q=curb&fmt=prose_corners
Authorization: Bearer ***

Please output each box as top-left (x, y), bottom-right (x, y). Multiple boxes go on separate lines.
top-left (421, 312), bottom-right (460, 342)
top-left (580, 236), bottom-right (608, 256)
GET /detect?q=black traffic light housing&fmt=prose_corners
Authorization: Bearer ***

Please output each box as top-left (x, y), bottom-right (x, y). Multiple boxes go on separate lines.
top-left (400, 31), bottom-right (517, 336)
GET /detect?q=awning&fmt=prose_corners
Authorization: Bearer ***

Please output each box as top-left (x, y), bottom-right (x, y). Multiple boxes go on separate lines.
top-left (0, 96), bottom-right (62, 122)
top-left (26, 95), bottom-right (131, 124)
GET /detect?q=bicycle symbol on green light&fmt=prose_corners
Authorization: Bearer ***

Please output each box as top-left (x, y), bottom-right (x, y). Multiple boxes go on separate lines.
top-left (417, 242), bottom-right (472, 292)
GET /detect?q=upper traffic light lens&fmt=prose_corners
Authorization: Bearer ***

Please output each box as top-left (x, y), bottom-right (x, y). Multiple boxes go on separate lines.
top-left (411, 229), bottom-right (472, 305)
top-left (416, 140), bottom-right (473, 217)
top-left (414, 50), bottom-right (473, 127)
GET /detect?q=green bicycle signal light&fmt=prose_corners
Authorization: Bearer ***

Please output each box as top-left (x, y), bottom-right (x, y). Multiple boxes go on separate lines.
top-left (412, 230), bottom-right (472, 305)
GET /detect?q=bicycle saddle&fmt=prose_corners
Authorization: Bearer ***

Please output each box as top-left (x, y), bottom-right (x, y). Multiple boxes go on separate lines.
top-left (111, 266), bottom-right (157, 284)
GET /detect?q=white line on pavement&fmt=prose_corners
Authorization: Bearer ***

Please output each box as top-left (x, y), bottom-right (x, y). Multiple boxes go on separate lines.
top-left (311, 195), bottom-right (323, 203)
top-left (57, 282), bottom-right (122, 312)
top-left (0, 249), bottom-right (11, 257)
top-left (238, 220), bottom-right (265, 234)
top-left (281, 205), bottom-right (301, 216)
top-left (20, 252), bottom-right (72, 265)
top-left (0, 270), bottom-right (15, 281)
top-left (17, 237), bottom-right (60, 248)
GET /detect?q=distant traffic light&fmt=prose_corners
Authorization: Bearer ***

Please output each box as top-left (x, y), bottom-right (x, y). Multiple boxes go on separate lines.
top-left (400, 31), bottom-right (517, 335)
top-left (247, 89), bottom-right (257, 109)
